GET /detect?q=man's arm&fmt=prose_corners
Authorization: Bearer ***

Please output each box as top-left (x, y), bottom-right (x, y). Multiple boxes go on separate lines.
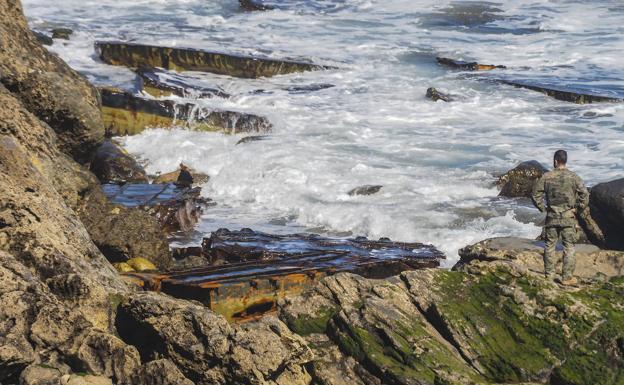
top-left (576, 176), bottom-right (589, 210)
top-left (531, 176), bottom-right (546, 212)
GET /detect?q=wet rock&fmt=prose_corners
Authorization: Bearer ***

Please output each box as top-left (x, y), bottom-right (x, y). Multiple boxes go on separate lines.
top-left (235, 135), bottom-right (270, 145)
top-left (99, 87), bottom-right (272, 136)
top-left (32, 31), bottom-right (53, 46)
top-left (239, 0), bottom-right (346, 13)
top-left (590, 178), bottom-right (624, 250)
top-left (0, 1), bottom-right (104, 163)
top-left (116, 292), bottom-right (313, 384)
top-left (79, 186), bottom-right (172, 270)
top-left (425, 87), bottom-right (452, 102)
top-left (456, 236), bottom-right (624, 279)
top-left (136, 67), bottom-right (230, 99)
top-left (347, 185), bottom-right (383, 196)
top-left (437, 56), bottom-right (506, 71)
top-left (501, 79), bottom-right (623, 104)
top-left (51, 28), bottom-right (73, 40)
top-left (95, 41), bottom-right (334, 79)
top-left (103, 183), bottom-right (208, 234)
top-left (497, 160), bottom-right (547, 198)
top-left (240, 0), bottom-right (274, 11)
top-left (284, 83), bottom-right (335, 93)
top-left (90, 139), bottom-right (148, 184)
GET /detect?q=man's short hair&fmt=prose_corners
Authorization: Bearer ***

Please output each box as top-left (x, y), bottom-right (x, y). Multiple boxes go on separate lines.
top-left (554, 149), bottom-right (567, 164)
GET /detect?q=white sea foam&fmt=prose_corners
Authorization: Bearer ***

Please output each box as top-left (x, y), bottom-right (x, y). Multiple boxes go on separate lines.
top-left (22, 0), bottom-right (624, 263)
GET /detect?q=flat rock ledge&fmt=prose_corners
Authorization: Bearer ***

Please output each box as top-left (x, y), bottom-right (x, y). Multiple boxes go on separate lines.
top-left (456, 236), bottom-right (624, 279)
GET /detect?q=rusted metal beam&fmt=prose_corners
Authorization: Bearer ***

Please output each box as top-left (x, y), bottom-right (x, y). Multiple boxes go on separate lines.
top-left (127, 228), bottom-right (444, 322)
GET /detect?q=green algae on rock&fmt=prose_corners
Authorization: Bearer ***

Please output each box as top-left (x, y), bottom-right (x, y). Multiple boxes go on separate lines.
top-left (95, 41), bottom-right (335, 78)
top-left (99, 87), bottom-right (273, 136)
top-left (279, 243), bottom-right (624, 385)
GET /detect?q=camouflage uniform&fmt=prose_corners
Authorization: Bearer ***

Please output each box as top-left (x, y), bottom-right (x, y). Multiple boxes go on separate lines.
top-left (531, 168), bottom-right (589, 280)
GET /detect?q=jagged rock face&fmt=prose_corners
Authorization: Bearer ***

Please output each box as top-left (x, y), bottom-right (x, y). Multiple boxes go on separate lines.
top-left (90, 140), bottom-right (148, 184)
top-left (0, 0), bottom-right (104, 163)
top-left (116, 292), bottom-right (313, 385)
top-left (497, 160), bottom-right (547, 198)
top-left (280, 257), bottom-right (624, 385)
top-left (590, 178), bottom-right (624, 251)
top-left (0, 251), bottom-right (141, 384)
top-left (78, 188), bottom-right (172, 270)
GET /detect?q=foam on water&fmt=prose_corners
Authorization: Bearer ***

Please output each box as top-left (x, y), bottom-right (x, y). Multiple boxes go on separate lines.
top-left (22, 0), bottom-right (624, 264)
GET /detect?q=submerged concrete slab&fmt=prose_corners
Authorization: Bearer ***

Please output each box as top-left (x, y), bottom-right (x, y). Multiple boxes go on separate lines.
top-left (99, 87), bottom-right (272, 135)
top-left (127, 228), bottom-right (444, 322)
top-left (95, 41), bottom-right (335, 78)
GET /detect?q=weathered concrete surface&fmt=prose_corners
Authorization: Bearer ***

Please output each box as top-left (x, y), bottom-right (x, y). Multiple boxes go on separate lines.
top-left (137, 67), bottom-right (230, 99)
top-left (590, 178), bottom-right (624, 250)
top-left (0, 0), bottom-right (104, 163)
top-left (497, 160), bottom-right (547, 198)
top-left (99, 87), bottom-right (272, 136)
top-left (456, 236), bottom-right (624, 279)
top-left (96, 41), bottom-right (334, 78)
top-left (90, 139), bottom-right (148, 184)
top-left (437, 57), bottom-right (506, 71)
top-left (502, 79), bottom-right (623, 104)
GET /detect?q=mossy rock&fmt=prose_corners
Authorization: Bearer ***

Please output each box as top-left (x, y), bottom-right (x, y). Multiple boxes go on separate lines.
top-left (126, 257), bottom-right (157, 272)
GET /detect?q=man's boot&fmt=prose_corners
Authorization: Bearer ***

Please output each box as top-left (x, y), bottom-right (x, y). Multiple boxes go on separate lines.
top-left (558, 276), bottom-right (578, 286)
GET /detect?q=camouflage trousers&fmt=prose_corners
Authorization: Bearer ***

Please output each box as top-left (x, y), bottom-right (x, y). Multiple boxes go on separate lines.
top-left (544, 226), bottom-right (577, 280)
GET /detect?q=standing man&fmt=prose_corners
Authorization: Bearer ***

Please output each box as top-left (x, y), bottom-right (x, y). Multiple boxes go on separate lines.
top-left (531, 150), bottom-right (589, 285)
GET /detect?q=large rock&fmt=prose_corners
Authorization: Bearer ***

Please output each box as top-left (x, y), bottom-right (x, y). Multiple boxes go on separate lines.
top-left (456, 237), bottom-right (624, 279)
top-left (90, 140), bottom-right (148, 184)
top-left (280, 251), bottom-right (624, 385)
top-left (78, 187), bottom-right (172, 270)
top-left (590, 178), bottom-right (624, 250)
top-left (116, 292), bottom-right (313, 385)
top-left (0, 0), bottom-right (104, 163)
top-left (497, 160), bottom-right (547, 198)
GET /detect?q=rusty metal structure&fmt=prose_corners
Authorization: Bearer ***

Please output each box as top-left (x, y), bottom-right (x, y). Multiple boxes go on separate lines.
top-left (95, 41), bottom-right (335, 78)
top-left (126, 228), bottom-right (444, 322)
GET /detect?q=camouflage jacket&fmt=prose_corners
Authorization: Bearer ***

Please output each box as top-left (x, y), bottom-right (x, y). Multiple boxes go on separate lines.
top-left (531, 168), bottom-right (589, 227)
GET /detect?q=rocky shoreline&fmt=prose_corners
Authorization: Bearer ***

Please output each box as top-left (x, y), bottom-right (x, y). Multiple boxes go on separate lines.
top-left (2, 1), bottom-right (624, 384)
